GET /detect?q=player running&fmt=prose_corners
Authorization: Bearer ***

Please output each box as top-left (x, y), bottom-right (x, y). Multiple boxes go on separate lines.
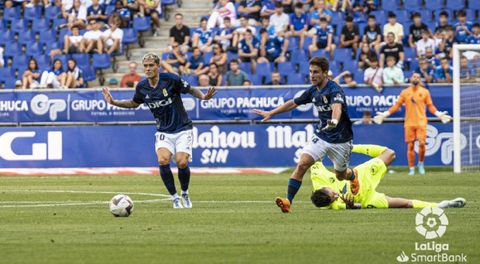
top-left (374, 72), bottom-right (452, 175)
top-left (253, 57), bottom-right (354, 213)
top-left (310, 144), bottom-right (466, 210)
top-left (102, 53), bottom-right (217, 209)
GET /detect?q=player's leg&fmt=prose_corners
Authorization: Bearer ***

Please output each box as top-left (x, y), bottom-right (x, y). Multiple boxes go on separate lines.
top-left (417, 126), bottom-right (427, 175)
top-left (155, 132), bottom-right (182, 208)
top-left (175, 130), bottom-right (193, 208)
top-left (405, 126), bottom-right (416, 175)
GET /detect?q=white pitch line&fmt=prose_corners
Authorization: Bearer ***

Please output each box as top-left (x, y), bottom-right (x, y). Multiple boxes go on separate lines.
top-left (1, 189), bottom-right (170, 198)
top-left (0, 199), bottom-right (170, 208)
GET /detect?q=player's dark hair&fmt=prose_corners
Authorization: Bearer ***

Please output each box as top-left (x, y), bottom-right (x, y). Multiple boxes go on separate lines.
top-left (388, 11), bottom-right (396, 18)
top-left (295, 2), bottom-right (303, 9)
top-left (457, 10), bottom-right (466, 17)
top-left (345, 16), bottom-right (354, 22)
top-left (367, 15), bottom-right (375, 20)
top-left (319, 17), bottom-right (327, 23)
top-left (439, 11), bottom-right (449, 17)
top-left (411, 12), bottom-right (420, 19)
top-left (309, 56), bottom-right (329, 73)
top-left (311, 189), bottom-right (333, 207)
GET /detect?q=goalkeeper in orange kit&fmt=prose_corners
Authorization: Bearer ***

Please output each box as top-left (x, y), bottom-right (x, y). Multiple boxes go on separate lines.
top-left (374, 73), bottom-right (452, 175)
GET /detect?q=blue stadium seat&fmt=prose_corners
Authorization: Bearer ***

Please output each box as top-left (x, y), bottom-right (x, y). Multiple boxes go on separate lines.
top-left (334, 48), bottom-right (352, 63)
top-left (4, 43), bottom-right (22, 58)
top-left (11, 19), bottom-right (26, 33)
top-left (32, 18), bottom-right (50, 33)
top-left (161, 52), bottom-right (172, 60)
top-left (39, 29), bottom-right (56, 45)
top-left (396, 10), bottom-right (410, 24)
top-left (353, 69), bottom-right (364, 83)
top-left (286, 37), bottom-right (298, 51)
top-left (92, 54), bottom-right (111, 69)
top-left (18, 30), bottom-right (35, 45)
top-left (404, 47), bottom-right (416, 60)
top-left (465, 10), bottom-right (476, 21)
top-left (2, 7), bottom-right (20, 21)
top-left (370, 10), bottom-right (386, 24)
top-left (425, 0), bottom-right (444, 10)
top-left (53, 18), bottom-right (67, 29)
top-left (161, 0), bottom-right (176, 6)
top-left (0, 30), bottom-right (14, 45)
top-left (203, 51), bottom-right (213, 64)
top-left (44, 6), bottom-right (62, 20)
top-left (133, 17), bottom-right (151, 32)
top-left (36, 55), bottom-right (51, 69)
top-left (226, 51), bottom-right (238, 61)
top-left (290, 49), bottom-right (308, 66)
top-left (26, 42), bottom-right (43, 57)
top-left (12, 55), bottom-right (28, 70)
top-left (256, 62), bottom-right (271, 78)
top-left (299, 61), bottom-right (310, 76)
top-left (418, 10), bottom-right (433, 22)
top-left (239, 62), bottom-right (251, 74)
top-left (403, 0), bottom-right (422, 11)
top-left (342, 61), bottom-right (358, 72)
top-left (277, 62), bottom-right (294, 78)
top-left (250, 74), bottom-right (262, 85)
top-left (105, 5), bottom-right (116, 16)
top-left (287, 73), bottom-right (304, 85)
top-left (3, 78), bottom-right (16, 89)
top-left (122, 28), bottom-right (137, 44)
top-left (79, 65), bottom-right (96, 82)
top-left (330, 12), bottom-right (344, 24)
top-left (470, 0), bottom-right (480, 9)
top-left (311, 49), bottom-right (328, 59)
top-left (23, 7), bottom-right (42, 21)
top-left (72, 54), bottom-right (90, 68)
top-left (0, 67), bottom-right (14, 81)
top-left (446, 0), bottom-right (465, 10)
top-left (182, 74), bottom-right (198, 86)
top-left (302, 37), bottom-right (312, 52)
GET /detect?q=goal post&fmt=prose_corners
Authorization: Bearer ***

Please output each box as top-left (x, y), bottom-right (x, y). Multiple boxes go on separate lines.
top-left (453, 44), bottom-right (480, 173)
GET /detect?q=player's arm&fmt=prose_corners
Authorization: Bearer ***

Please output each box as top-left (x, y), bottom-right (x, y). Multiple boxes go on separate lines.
top-left (340, 193), bottom-right (361, 210)
top-left (253, 100), bottom-right (298, 122)
top-left (188, 87), bottom-right (217, 100)
top-left (322, 88), bottom-right (345, 130)
top-left (374, 91), bottom-right (405, 124)
top-left (425, 90), bottom-right (452, 123)
top-left (102, 87), bottom-right (140, 108)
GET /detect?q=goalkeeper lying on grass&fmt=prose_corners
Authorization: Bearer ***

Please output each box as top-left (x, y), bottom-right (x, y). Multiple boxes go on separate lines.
top-left (310, 144), bottom-right (466, 210)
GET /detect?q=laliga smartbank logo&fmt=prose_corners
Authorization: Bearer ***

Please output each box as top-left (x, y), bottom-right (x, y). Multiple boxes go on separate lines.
top-left (395, 208), bottom-right (467, 263)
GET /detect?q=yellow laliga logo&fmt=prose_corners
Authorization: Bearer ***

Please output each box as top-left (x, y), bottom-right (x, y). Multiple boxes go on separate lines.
top-left (323, 96), bottom-right (328, 104)
top-left (162, 88), bottom-right (168, 97)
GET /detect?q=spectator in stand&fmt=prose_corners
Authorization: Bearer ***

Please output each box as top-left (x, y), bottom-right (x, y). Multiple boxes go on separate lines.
top-left (364, 55), bottom-right (383, 92)
top-left (358, 42), bottom-right (375, 70)
top-left (424, 47), bottom-right (440, 68)
top-left (243, 80), bottom-right (252, 86)
top-left (257, 16), bottom-right (275, 39)
top-left (21, 58), bottom-right (41, 89)
top-left (124, 0), bottom-right (140, 18)
top-left (87, 0), bottom-right (107, 24)
top-left (434, 57), bottom-right (452, 83)
top-left (364, 0), bottom-right (378, 13)
top-left (266, 71), bottom-right (284, 85)
top-left (467, 23), bottom-right (480, 45)
top-left (61, 0), bottom-right (87, 29)
top-left (434, 11), bottom-right (451, 34)
top-left (140, 0), bottom-right (161, 35)
top-left (168, 13), bottom-right (190, 54)
top-left (281, 0), bottom-right (294, 14)
top-left (309, 0), bottom-right (332, 25)
top-left (415, 57), bottom-right (434, 85)
top-left (408, 12), bottom-right (430, 48)
top-left (198, 74), bottom-right (210, 87)
top-left (61, 58), bottom-right (84, 88)
top-left (114, 0), bottom-right (132, 28)
top-left (270, 2), bottom-right (290, 36)
top-left (120, 61), bottom-right (142, 88)
top-left (460, 56), bottom-right (475, 82)
top-left (165, 43), bottom-right (187, 73)
top-left (192, 17), bottom-right (213, 52)
top-left (181, 47), bottom-right (207, 76)
top-left (363, 15), bottom-right (382, 53)
top-left (209, 43), bottom-right (228, 75)
top-left (238, 29), bottom-right (260, 74)
top-left (416, 30), bottom-right (435, 58)
top-left (308, 17), bottom-right (335, 58)
top-left (99, 14), bottom-right (123, 54)
top-left (454, 10), bottom-right (473, 44)
top-left (233, 16), bottom-right (257, 48)
top-left (108, 78), bottom-right (119, 88)
top-left (63, 25), bottom-right (84, 53)
top-left (257, 28), bottom-right (288, 63)
top-left (207, 0), bottom-right (237, 30)
top-left (81, 19), bottom-right (103, 53)
top-left (199, 63), bottom-right (223, 87)
top-left (339, 16), bottom-right (360, 58)
top-left (214, 17), bottom-right (235, 51)
top-left (383, 12), bottom-right (403, 44)
top-left (15, 80), bottom-right (22, 89)
top-left (0, 47), bottom-right (4, 68)
top-left (443, 26), bottom-right (455, 58)
top-left (379, 32), bottom-right (404, 68)
top-left (260, 0), bottom-right (276, 17)
top-left (383, 55), bottom-right (404, 85)
top-left (288, 2), bottom-right (309, 50)
top-left (238, 0), bottom-right (262, 26)
top-left (225, 60), bottom-right (249, 86)
top-left (353, 111), bottom-right (373, 126)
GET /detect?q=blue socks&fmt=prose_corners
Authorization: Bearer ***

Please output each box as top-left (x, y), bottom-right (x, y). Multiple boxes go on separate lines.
top-left (287, 178), bottom-right (302, 203)
top-left (178, 166), bottom-right (191, 192)
top-left (159, 165), bottom-right (177, 195)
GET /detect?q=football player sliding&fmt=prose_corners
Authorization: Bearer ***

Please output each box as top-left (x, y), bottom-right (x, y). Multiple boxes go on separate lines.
top-left (310, 144), bottom-right (466, 210)
top-left (254, 56), bottom-right (354, 213)
top-left (102, 53), bottom-right (216, 209)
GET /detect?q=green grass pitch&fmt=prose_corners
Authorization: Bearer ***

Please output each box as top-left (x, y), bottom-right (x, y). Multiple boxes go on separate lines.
top-left (0, 170), bottom-right (479, 264)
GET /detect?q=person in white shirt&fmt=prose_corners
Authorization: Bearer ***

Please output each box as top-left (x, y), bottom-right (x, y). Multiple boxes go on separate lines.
top-left (269, 2), bottom-right (290, 36)
top-left (364, 55), bottom-right (384, 92)
top-left (383, 56), bottom-right (404, 85)
top-left (416, 30), bottom-right (436, 57)
top-left (207, 0), bottom-right (237, 30)
top-left (62, 0), bottom-right (87, 29)
top-left (99, 15), bottom-right (123, 54)
top-left (232, 16), bottom-right (256, 48)
top-left (0, 47), bottom-right (4, 68)
top-left (63, 26), bottom-right (84, 53)
top-left (383, 12), bottom-right (404, 44)
top-left (80, 20), bottom-right (103, 53)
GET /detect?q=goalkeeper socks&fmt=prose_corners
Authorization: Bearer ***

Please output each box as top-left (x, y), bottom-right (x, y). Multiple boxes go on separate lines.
top-left (178, 166), bottom-right (191, 192)
top-left (159, 165), bottom-right (177, 196)
top-left (418, 143), bottom-right (426, 162)
top-left (412, 200), bottom-right (438, 208)
top-left (287, 178), bottom-right (302, 203)
top-left (352, 144), bottom-right (387, 158)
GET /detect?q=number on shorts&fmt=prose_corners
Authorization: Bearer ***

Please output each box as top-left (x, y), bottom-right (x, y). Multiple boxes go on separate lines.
top-left (157, 134), bottom-right (165, 141)
top-left (312, 137), bottom-right (319, 144)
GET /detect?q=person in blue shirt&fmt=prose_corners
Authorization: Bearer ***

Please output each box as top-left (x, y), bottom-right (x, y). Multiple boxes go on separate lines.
top-left (288, 2), bottom-right (309, 50)
top-left (414, 57), bottom-right (434, 85)
top-left (254, 57), bottom-right (354, 213)
top-left (466, 23), bottom-right (480, 44)
top-left (102, 53), bottom-right (217, 209)
top-left (257, 28), bottom-right (289, 63)
top-left (434, 58), bottom-right (453, 83)
top-left (86, 0), bottom-right (107, 23)
top-left (308, 17), bottom-right (336, 59)
top-left (453, 10), bottom-right (473, 43)
top-left (238, 29), bottom-right (260, 73)
top-left (180, 47), bottom-right (207, 76)
top-left (460, 56), bottom-right (476, 82)
top-left (309, 0), bottom-right (332, 25)
top-left (192, 17), bottom-right (213, 52)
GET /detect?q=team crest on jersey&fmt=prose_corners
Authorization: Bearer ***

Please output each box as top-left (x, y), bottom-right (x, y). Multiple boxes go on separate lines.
top-left (162, 88), bottom-right (168, 97)
top-left (323, 96), bottom-right (328, 104)
top-left (334, 93), bottom-right (344, 103)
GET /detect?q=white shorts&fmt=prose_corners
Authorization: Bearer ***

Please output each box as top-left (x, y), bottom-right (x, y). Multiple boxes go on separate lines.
top-left (302, 135), bottom-right (352, 172)
top-left (154, 129), bottom-right (193, 159)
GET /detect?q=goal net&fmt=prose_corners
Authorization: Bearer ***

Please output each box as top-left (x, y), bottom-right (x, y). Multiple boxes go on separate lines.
top-left (453, 44), bottom-right (480, 173)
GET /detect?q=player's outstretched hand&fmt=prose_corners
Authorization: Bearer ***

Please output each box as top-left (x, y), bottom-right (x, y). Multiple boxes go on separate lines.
top-left (339, 192), bottom-right (355, 209)
top-left (253, 109), bottom-right (272, 122)
top-left (321, 119), bottom-right (338, 131)
top-left (102, 87), bottom-right (114, 104)
top-left (435, 111), bottom-right (452, 124)
top-left (373, 111), bottom-right (390, 124)
top-left (203, 87), bottom-right (217, 100)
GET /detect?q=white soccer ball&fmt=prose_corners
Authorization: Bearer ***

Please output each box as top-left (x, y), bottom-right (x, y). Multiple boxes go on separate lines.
top-left (109, 194), bottom-right (134, 217)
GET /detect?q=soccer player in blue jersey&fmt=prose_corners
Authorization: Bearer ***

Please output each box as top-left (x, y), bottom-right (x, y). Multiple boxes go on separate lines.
top-left (308, 17), bottom-right (336, 59)
top-left (253, 56), bottom-right (354, 213)
top-left (102, 53), bottom-right (217, 209)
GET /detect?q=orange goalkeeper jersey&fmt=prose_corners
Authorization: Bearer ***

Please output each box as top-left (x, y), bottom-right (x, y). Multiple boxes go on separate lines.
top-left (388, 85), bottom-right (438, 127)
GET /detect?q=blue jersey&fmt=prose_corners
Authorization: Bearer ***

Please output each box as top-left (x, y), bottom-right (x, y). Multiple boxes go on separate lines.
top-left (290, 13), bottom-right (308, 31)
top-left (434, 66), bottom-right (453, 82)
top-left (239, 37), bottom-right (260, 54)
top-left (454, 21), bottom-right (473, 43)
top-left (467, 34), bottom-right (480, 44)
top-left (265, 36), bottom-right (284, 58)
top-left (133, 73), bottom-right (192, 133)
top-left (194, 28), bottom-right (212, 45)
top-left (314, 25), bottom-right (333, 46)
top-left (294, 80), bottom-right (353, 143)
top-left (189, 54), bottom-right (204, 69)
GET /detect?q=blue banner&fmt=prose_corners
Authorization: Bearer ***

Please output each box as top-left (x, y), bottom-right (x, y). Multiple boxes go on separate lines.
top-left (0, 86), bottom-right (456, 123)
top-left (0, 123), bottom-right (470, 168)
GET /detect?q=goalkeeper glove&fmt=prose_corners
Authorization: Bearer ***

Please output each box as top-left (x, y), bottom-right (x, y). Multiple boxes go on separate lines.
top-left (373, 111), bottom-right (390, 124)
top-left (435, 111), bottom-right (452, 124)
top-left (321, 119), bottom-right (338, 131)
